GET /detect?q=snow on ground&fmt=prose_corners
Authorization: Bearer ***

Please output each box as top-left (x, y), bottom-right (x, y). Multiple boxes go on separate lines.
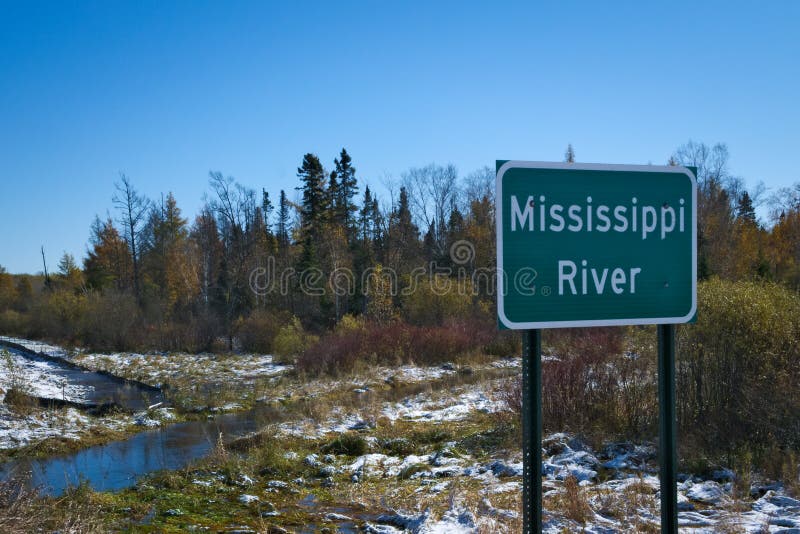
top-left (382, 389), bottom-right (501, 423)
top-left (132, 406), bottom-right (177, 427)
top-left (0, 404), bottom-right (131, 450)
top-left (271, 379), bottom-right (800, 533)
top-left (0, 346), bottom-right (91, 404)
top-left (0, 339), bottom-right (177, 452)
top-left (277, 381), bottom-right (506, 439)
top-left (73, 351), bottom-right (289, 388)
top-left (366, 505), bottom-right (481, 533)
top-left (489, 357), bottom-right (522, 369)
top-left (377, 364), bottom-right (457, 384)
top-left (0, 336), bottom-right (72, 359)
top-left (377, 358), bottom-right (521, 384)
top-left (3, 337), bottom-right (799, 532)
top-left (323, 433), bottom-right (800, 533)
top-left (0, 336), bottom-right (291, 390)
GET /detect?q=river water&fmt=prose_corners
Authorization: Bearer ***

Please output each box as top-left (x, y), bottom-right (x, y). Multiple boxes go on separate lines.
top-left (1, 406), bottom-right (280, 496)
top-left (0, 341), bottom-right (269, 496)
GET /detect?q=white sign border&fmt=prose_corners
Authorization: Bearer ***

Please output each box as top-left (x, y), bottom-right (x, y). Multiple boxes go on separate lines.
top-left (496, 160), bottom-right (697, 329)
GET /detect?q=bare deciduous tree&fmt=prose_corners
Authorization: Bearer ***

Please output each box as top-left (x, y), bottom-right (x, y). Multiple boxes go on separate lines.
top-left (402, 163), bottom-right (458, 255)
top-left (463, 165), bottom-right (495, 207)
top-left (113, 174), bottom-right (150, 301)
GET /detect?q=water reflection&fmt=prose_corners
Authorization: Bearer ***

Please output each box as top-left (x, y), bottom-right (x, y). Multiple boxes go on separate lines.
top-left (1, 407), bottom-right (280, 496)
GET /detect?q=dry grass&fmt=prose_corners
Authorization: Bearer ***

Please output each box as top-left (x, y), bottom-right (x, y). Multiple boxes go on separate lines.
top-left (561, 475), bottom-right (593, 524)
top-left (0, 477), bottom-right (104, 533)
top-left (0, 478), bottom-right (47, 533)
top-left (584, 476), bottom-right (659, 533)
top-left (2, 387), bottom-right (40, 416)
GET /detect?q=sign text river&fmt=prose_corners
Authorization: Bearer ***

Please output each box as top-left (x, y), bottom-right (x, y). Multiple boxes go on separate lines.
top-left (496, 161), bottom-right (697, 329)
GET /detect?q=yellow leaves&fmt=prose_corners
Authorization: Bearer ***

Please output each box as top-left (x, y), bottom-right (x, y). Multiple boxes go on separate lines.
top-left (365, 264), bottom-right (396, 324)
top-left (401, 274), bottom-right (476, 325)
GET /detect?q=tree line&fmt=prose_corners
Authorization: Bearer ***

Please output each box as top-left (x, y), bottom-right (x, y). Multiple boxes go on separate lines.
top-left (1, 141), bottom-right (799, 352)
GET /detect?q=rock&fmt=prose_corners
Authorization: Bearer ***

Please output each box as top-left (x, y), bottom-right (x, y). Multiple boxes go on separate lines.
top-left (542, 433), bottom-right (571, 455)
top-left (323, 454), bottom-right (336, 463)
top-left (677, 492), bottom-right (695, 511)
top-left (260, 501), bottom-right (280, 518)
top-left (430, 465), bottom-right (462, 478)
top-left (711, 468), bottom-right (735, 482)
top-left (753, 491), bottom-right (800, 515)
top-left (324, 512), bottom-right (352, 521)
top-left (238, 494), bottom-right (259, 504)
top-left (488, 459), bottom-right (524, 477)
top-left (318, 465), bottom-right (336, 477)
top-left (551, 449), bottom-right (600, 469)
top-left (685, 480), bottom-right (726, 504)
top-left (375, 509), bottom-right (431, 531)
top-left (303, 454), bottom-right (320, 467)
top-left (348, 419), bottom-right (373, 430)
top-left (364, 525), bottom-right (404, 534)
top-left (566, 436), bottom-right (592, 453)
top-left (677, 511), bottom-right (716, 527)
top-left (543, 461), bottom-right (597, 482)
top-left (237, 474), bottom-right (255, 486)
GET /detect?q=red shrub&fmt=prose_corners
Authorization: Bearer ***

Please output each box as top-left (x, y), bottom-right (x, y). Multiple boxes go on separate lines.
top-left (296, 318), bottom-right (494, 376)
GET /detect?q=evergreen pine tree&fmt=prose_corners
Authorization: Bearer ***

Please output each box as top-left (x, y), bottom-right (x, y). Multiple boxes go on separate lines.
top-left (85, 216), bottom-right (131, 291)
top-left (370, 195), bottom-right (383, 252)
top-left (296, 153), bottom-right (329, 269)
top-left (359, 186), bottom-right (373, 244)
top-left (737, 191), bottom-right (757, 225)
top-left (328, 169), bottom-right (340, 225)
top-left (423, 220), bottom-right (438, 262)
top-left (262, 190), bottom-right (273, 233)
top-left (276, 189), bottom-right (291, 252)
top-left (386, 186), bottom-right (420, 272)
top-left (146, 192), bottom-right (191, 311)
top-left (332, 149), bottom-right (358, 240)
top-left (565, 144), bottom-right (576, 163)
top-left (260, 189), bottom-right (276, 252)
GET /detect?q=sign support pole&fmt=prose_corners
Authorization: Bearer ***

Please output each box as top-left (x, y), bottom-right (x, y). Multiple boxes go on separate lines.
top-left (658, 324), bottom-right (678, 534)
top-left (522, 329), bottom-right (542, 533)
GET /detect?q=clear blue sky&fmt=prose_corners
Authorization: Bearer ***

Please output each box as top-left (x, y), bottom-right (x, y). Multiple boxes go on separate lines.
top-left (1, 1), bottom-right (798, 274)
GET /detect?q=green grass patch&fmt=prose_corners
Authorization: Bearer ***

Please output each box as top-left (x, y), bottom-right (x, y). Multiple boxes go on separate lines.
top-left (320, 432), bottom-right (368, 456)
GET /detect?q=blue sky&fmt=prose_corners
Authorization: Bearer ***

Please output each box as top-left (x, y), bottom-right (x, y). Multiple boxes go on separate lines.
top-left (1, 1), bottom-right (798, 274)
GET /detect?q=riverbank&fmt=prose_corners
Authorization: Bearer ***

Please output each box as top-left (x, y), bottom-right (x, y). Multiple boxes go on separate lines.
top-left (7, 407), bottom-right (800, 532)
top-left (3, 337), bottom-right (800, 532)
top-left (0, 337), bottom-right (174, 460)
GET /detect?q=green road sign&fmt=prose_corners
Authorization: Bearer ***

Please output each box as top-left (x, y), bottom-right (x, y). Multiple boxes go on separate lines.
top-left (496, 161), bottom-right (696, 329)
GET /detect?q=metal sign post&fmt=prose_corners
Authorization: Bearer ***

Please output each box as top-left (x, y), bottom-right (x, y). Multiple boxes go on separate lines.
top-left (658, 324), bottom-right (678, 533)
top-left (521, 329), bottom-right (542, 533)
top-left (496, 161), bottom-right (696, 534)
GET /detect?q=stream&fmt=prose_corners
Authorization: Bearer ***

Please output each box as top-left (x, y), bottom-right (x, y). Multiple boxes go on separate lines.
top-left (1, 340), bottom-right (512, 498)
top-left (0, 339), bottom-right (285, 496)
top-left (0, 341), bottom-right (298, 496)
top-left (1, 406), bottom-right (281, 496)
top-left (0, 339), bottom-right (164, 412)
